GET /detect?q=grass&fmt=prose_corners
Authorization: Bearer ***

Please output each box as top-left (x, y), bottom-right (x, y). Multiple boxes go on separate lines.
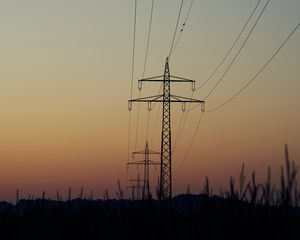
top-left (0, 145), bottom-right (299, 239)
top-left (209, 144), bottom-right (299, 208)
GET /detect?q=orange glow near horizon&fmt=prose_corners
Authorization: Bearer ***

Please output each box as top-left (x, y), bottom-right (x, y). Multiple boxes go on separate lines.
top-left (0, 0), bottom-right (299, 202)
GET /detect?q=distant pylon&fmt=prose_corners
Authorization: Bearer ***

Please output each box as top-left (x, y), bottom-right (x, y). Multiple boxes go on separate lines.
top-left (127, 141), bottom-right (160, 199)
top-left (129, 57), bottom-right (205, 199)
top-left (127, 173), bottom-right (143, 200)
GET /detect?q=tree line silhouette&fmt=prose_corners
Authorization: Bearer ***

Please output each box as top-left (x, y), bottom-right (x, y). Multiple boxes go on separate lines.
top-left (0, 145), bottom-right (299, 239)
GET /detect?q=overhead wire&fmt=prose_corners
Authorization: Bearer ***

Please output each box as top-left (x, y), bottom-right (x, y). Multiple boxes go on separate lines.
top-left (133, 95), bottom-right (141, 151)
top-left (169, 0), bottom-right (184, 59)
top-left (172, 109), bottom-right (190, 154)
top-left (173, 0), bottom-right (194, 53)
top-left (174, 111), bottom-right (205, 172)
top-left (169, 0), bottom-right (196, 153)
top-left (202, 0), bottom-right (270, 100)
top-left (134, 0), bottom-right (155, 151)
top-left (171, 0), bottom-right (195, 153)
top-left (177, 19), bottom-right (300, 171)
top-left (150, 88), bottom-right (162, 142)
top-left (147, 0), bottom-right (187, 150)
top-left (142, 0), bottom-right (155, 80)
top-left (130, 0), bottom-right (137, 100)
top-left (145, 110), bottom-right (151, 141)
top-left (146, 0), bottom-right (185, 146)
top-left (142, 0), bottom-right (155, 143)
top-left (173, 0), bottom-right (268, 168)
top-left (128, 0), bottom-right (137, 160)
top-left (172, 0), bottom-right (262, 152)
top-left (127, 0), bottom-right (138, 197)
top-left (206, 21), bottom-right (300, 113)
top-left (195, 0), bottom-right (262, 91)
top-left (172, 111), bottom-right (186, 154)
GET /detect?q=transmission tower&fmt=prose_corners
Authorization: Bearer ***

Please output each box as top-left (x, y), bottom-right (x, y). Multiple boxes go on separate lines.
top-left (127, 173), bottom-right (143, 200)
top-left (127, 141), bottom-right (160, 199)
top-left (129, 57), bottom-right (205, 199)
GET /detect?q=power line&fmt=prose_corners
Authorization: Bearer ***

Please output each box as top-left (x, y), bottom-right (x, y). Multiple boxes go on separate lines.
top-left (127, 0), bottom-right (138, 197)
top-left (169, 0), bottom-right (184, 58)
top-left (173, 0), bottom-right (195, 53)
top-left (172, 82), bottom-right (202, 154)
top-left (177, 21), bottom-right (300, 171)
top-left (172, 111), bottom-right (186, 153)
top-left (142, 0), bottom-right (155, 79)
top-left (150, 88), bottom-right (162, 141)
top-left (206, 22), bottom-right (300, 113)
top-left (130, 0), bottom-right (137, 100)
top-left (172, 96), bottom-right (197, 155)
top-left (147, 0), bottom-right (188, 145)
top-left (161, 0), bottom-right (194, 152)
top-left (134, 0), bottom-right (155, 151)
top-left (128, 0), bottom-right (137, 160)
top-left (145, 110), bottom-right (151, 141)
top-left (173, 0), bottom-right (268, 169)
top-left (134, 93), bottom-right (141, 151)
top-left (174, 111), bottom-right (205, 172)
top-left (143, 0), bottom-right (155, 142)
top-left (183, 0), bottom-right (194, 25)
top-left (172, 0), bottom-right (263, 154)
top-left (203, 0), bottom-right (270, 100)
top-left (196, 0), bottom-right (262, 91)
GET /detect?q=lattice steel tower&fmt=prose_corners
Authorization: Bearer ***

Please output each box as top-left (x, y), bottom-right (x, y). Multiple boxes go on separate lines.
top-left (129, 57), bottom-right (205, 199)
top-left (127, 141), bottom-right (160, 199)
top-left (127, 173), bottom-right (143, 200)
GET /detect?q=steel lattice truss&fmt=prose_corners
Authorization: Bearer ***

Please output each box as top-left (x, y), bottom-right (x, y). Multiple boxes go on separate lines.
top-left (129, 57), bottom-right (205, 199)
top-left (127, 141), bottom-right (160, 199)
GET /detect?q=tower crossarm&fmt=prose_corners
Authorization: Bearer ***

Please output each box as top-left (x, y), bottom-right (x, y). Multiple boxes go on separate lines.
top-left (147, 150), bottom-right (161, 154)
top-left (138, 75), bottom-right (195, 83)
top-left (128, 94), bottom-right (205, 112)
top-left (127, 160), bottom-right (159, 165)
top-left (129, 94), bottom-right (204, 103)
top-left (129, 94), bottom-right (163, 102)
top-left (138, 75), bottom-right (196, 91)
top-left (148, 160), bottom-right (160, 165)
top-left (127, 161), bottom-right (147, 165)
top-left (131, 150), bottom-right (160, 155)
top-left (170, 94), bottom-right (205, 103)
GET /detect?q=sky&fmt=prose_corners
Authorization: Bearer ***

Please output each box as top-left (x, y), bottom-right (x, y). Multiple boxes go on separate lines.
top-left (0, 0), bottom-right (299, 201)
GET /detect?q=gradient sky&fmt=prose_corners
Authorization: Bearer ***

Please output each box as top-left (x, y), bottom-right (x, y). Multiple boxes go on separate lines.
top-left (0, 0), bottom-right (299, 201)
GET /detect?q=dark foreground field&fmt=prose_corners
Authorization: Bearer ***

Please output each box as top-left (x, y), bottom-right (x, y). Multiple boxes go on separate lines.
top-left (1, 145), bottom-right (298, 239)
top-left (0, 194), bottom-right (299, 240)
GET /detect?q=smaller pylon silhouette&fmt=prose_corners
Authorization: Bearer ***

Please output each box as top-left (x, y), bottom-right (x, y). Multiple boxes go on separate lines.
top-left (127, 173), bottom-right (144, 200)
top-left (127, 141), bottom-right (160, 199)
